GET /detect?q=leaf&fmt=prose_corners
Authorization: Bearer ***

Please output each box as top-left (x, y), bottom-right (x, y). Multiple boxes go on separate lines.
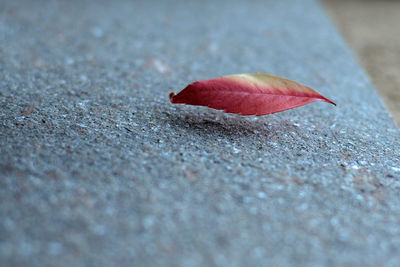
top-left (169, 73), bottom-right (335, 116)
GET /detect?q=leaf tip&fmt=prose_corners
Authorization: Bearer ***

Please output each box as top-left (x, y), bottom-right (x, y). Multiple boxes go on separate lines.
top-left (325, 98), bottom-right (336, 106)
top-left (169, 92), bottom-right (176, 103)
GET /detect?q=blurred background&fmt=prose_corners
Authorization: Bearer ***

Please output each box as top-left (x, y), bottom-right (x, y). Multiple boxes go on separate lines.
top-left (323, 0), bottom-right (400, 126)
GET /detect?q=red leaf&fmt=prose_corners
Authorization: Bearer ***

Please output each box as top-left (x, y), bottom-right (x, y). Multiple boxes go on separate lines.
top-left (169, 73), bottom-right (335, 116)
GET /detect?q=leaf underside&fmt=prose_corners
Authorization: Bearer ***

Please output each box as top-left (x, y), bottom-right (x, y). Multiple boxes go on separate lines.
top-left (169, 73), bottom-right (335, 116)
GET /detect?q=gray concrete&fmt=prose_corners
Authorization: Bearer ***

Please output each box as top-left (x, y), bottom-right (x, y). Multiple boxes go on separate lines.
top-left (1, 0), bottom-right (399, 266)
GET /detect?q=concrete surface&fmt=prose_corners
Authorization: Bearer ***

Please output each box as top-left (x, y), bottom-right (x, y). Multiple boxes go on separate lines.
top-left (323, 0), bottom-right (400, 126)
top-left (1, 0), bottom-right (399, 266)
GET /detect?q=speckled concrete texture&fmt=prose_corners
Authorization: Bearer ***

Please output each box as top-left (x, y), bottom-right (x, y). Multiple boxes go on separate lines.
top-left (1, 0), bottom-right (399, 266)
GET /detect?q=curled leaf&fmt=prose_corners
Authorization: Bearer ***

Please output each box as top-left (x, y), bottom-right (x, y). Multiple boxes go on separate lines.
top-left (169, 73), bottom-right (335, 116)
